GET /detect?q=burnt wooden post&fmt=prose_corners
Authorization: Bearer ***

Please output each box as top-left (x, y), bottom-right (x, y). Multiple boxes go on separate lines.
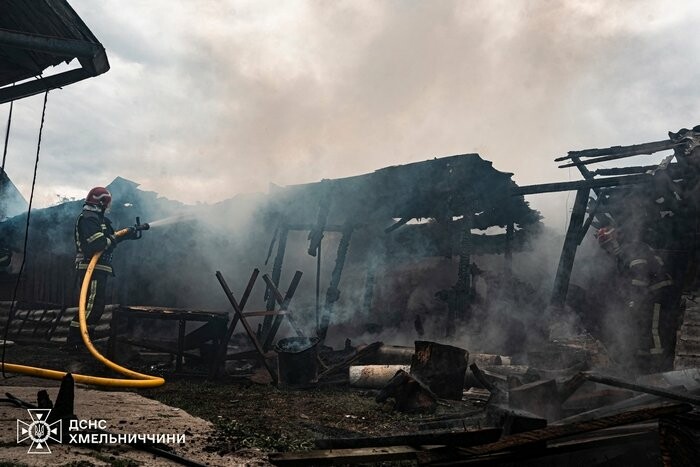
top-left (318, 223), bottom-right (353, 340)
top-left (504, 195), bottom-right (514, 280)
top-left (446, 210), bottom-right (472, 337)
top-left (550, 188), bottom-right (589, 309)
top-left (410, 340), bottom-right (468, 400)
top-left (262, 224), bottom-right (289, 338)
top-left (361, 260), bottom-right (377, 319)
top-left (307, 185), bottom-right (332, 327)
top-left (505, 221), bottom-right (514, 276)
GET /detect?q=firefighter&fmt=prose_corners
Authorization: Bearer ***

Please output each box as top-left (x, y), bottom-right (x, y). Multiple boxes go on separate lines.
top-left (596, 227), bottom-right (678, 373)
top-left (65, 187), bottom-right (135, 350)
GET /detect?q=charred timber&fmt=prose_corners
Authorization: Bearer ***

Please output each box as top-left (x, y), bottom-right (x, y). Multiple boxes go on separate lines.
top-left (550, 188), bottom-right (589, 309)
top-left (314, 427), bottom-right (501, 450)
top-left (555, 139), bottom-right (680, 162)
top-left (512, 174), bottom-right (649, 196)
top-left (584, 373), bottom-right (700, 406)
top-left (263, 225), bottom-right (289, 337)
top-left (452, 403), bottom-right (690, 458)
top-left (318, 224), bottom-right (353, 340)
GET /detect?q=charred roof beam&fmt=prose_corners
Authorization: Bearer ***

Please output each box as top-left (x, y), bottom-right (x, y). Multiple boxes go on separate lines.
top-left (0, 28), bottom-right (109, 104)
top-left (512, 174), bottom-right (649, 196)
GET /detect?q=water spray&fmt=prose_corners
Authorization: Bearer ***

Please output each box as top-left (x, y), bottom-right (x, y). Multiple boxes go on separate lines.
top-left (147, 212), bottom-right (196, 228)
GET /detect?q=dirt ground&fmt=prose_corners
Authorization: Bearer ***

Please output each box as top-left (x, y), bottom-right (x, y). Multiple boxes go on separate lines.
top-left (0, 341), bottom-right (484, 466)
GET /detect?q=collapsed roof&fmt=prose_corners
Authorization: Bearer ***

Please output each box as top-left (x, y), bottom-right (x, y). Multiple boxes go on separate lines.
top-left (266, 153), bottom-right (541, 230)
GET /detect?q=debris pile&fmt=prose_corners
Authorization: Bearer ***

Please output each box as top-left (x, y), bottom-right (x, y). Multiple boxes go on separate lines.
top-left (270, 339), bottom-right (700, 466)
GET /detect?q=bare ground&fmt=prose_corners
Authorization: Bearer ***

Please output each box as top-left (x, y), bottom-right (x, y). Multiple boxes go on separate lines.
top-left (1, 341), bottom-right (484, 466)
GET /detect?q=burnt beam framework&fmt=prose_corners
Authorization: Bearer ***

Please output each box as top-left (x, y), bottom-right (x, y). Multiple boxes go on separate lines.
top-left (0, 28), bottom-right (109, 104)
top-left (520, 180), bottom-right (668, 330)
top-left (261, 154), bottom-right (541, 341)
top-left (262, 219), bottom-right (359, 342)
top-left (513, 135), bottom-right (687, 335)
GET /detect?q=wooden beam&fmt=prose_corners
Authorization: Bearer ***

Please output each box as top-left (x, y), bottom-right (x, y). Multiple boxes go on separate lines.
top-left (512, 174), bottom-right (648, 196)
top-left (550, 188), bottom-right (589, 309)
top-left (269, 445), bottom-right (428, 465)
top-left (215, 271), bottom-right (276, 383)
top-left (314, 427), bottom-right (501, 449)
top-left (555, 139), bottom-right (678, 161)
top-left (455, 403), bottom-right (690, 458)
top-left (584, 373), bottom-right (700, 406)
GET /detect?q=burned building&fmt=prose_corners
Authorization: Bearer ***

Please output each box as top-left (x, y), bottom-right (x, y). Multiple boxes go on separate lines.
top-left (533, 126), bottom-right (700, 373)
top-left (1, 154), bottom-right (543, 347)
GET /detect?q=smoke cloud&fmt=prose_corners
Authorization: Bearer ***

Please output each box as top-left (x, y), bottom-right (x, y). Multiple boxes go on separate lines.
top-left (0, 1), bottom-right (698, 233)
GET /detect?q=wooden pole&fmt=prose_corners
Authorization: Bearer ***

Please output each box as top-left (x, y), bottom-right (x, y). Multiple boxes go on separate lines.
top-left (550, 188), bottom-right (589, 309)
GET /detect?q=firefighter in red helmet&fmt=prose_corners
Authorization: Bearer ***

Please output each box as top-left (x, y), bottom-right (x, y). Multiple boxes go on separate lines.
top-left (595, 226), bottom-right (677, 373)
top-left (65, 187), bottom-right (135, 350)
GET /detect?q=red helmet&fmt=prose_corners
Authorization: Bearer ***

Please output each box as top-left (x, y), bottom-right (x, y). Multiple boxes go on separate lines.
top-left (594, 227), bottom-right (616, 245)
top-left (85, 187), bottom-right (112, 209)
top-left (595, 227), bottom-right (621, 255)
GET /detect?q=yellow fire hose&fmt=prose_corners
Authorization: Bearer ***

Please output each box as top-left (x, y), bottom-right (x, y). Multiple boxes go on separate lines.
top-left (1, 228), bottom-right (165, 388)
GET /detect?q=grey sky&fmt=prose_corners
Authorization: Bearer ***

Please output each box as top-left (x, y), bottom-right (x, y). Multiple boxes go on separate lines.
top-left (2, 0), bottom-right (699, 231)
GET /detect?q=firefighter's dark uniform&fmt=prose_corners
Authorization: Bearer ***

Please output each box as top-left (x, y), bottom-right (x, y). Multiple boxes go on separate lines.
top-left (616, 241), bottom-right (677, 372)
top-left (67, 205), bottom-right (117, 345)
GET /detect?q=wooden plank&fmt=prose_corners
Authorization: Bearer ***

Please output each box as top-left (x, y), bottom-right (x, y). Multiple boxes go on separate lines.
top-left (269, 445), bottom-right (426, 465)
top-left (584, 373), bottom-right (700, 406)
top-left (452, 403), bottom-right (689, 458)
top-left (555, 139), bottom-right (677, 161)
top-left (425, 431), bottom-right (657, 466)
top-left (512, 174), bottom-right (648, 196)
top-left (315, 427), bottom-right (501, 450)
top-left (243, 310), bottom-right (290, 317)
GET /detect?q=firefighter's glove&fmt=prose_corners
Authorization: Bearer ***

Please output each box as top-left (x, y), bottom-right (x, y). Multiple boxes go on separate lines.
top-left (106, 234), bottom-right (118, 252)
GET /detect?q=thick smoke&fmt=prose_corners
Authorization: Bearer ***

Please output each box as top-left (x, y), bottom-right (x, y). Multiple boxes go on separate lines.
top-left (2, 1), bottom-right (698, 360)
top-left (2, 1), bottom-right (699, 234)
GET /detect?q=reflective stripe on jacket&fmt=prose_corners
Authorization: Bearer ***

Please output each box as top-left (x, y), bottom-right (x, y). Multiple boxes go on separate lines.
top-left (75, 206), bottom-right (115, 275)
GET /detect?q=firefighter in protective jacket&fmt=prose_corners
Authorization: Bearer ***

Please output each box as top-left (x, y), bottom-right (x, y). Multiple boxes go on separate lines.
top-left (66, 187), bottom-right (135, 349)
top-left (596, 226), bottom-right (678, 372)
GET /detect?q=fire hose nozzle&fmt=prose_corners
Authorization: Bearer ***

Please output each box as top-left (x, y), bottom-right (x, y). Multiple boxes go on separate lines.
top-left (135, 223), bottom-right (150, 231)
